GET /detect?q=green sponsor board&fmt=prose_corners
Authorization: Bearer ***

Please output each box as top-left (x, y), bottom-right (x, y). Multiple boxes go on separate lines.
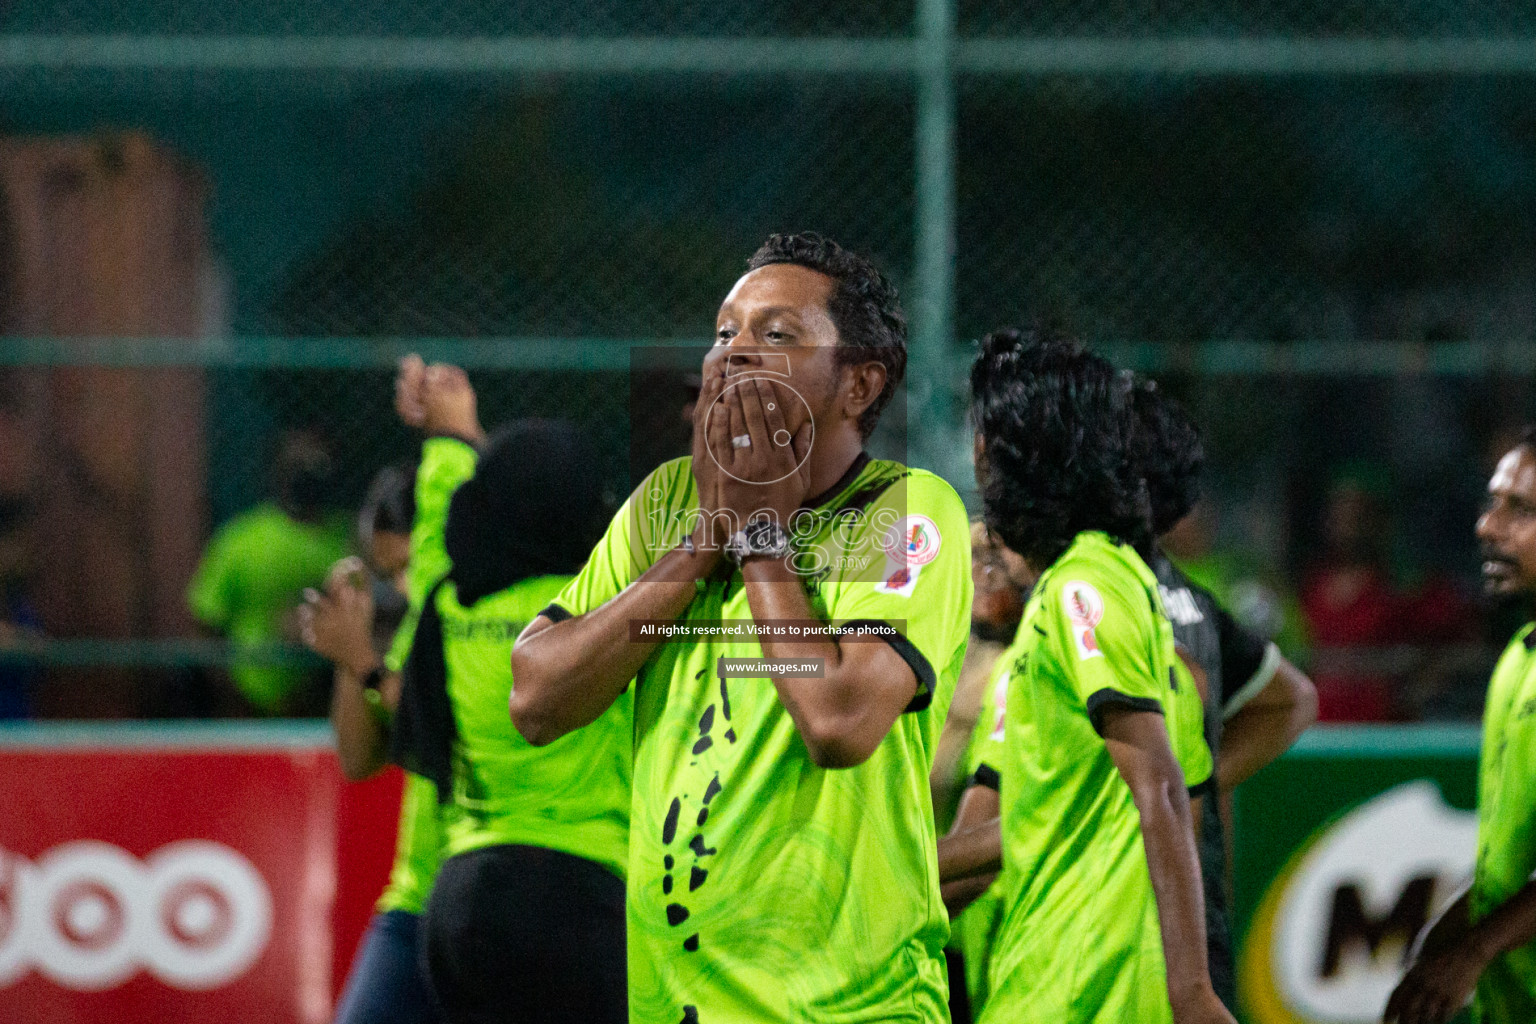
top-left (1232, 724), bottom-right (1480, 1024)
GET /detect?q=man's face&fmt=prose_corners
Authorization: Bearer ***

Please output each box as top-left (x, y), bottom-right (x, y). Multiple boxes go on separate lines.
top-left (1476, 445), bottom-right (1536, 599)
top-left (706, 263), bottom-right (845, 437)
top-left (972, 525), bottom-right (1031, 633)
top-left (369, 529), bottom-right (411, 595)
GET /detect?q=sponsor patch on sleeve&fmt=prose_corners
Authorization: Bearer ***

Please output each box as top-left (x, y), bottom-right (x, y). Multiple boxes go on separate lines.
top-left (1062, 581), bottom-right (1105, 661)
top-left (882, 514), bottom-right (943, 568)
top-left (988, 672), bottom-right (1009, 742)
top-left (874, 560), bottom-right (922, 597)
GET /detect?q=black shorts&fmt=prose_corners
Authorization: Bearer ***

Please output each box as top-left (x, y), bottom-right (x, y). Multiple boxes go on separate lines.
top-left (422, 844), bottom-right (627, 1024)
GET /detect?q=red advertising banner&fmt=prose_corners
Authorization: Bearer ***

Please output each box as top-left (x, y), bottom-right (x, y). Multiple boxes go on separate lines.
top-left (0, 722), bottom-right (399, 1024)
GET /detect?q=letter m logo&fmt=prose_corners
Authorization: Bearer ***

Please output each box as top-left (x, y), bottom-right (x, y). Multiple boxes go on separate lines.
top-left (1317, 875), bottom-right (1436, 978)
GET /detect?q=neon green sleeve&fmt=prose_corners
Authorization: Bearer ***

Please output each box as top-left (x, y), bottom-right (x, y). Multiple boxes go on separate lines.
top-left (407, 437), bottom-right (479, 605)
top-left (1045, 555), bottom-right (1169, 730)
top-left (966, 655), bottom-right (1012, 776)
top-left (186, 521), bottom-right (238, 629)
top-left (823, 471), bottom-right (974, 712)
top-left (384, 437), bottom-right (478, 672)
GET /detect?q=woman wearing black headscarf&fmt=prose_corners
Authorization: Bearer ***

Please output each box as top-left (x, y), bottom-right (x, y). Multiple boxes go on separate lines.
top-left (391, 360), bottom-right (631, 1024)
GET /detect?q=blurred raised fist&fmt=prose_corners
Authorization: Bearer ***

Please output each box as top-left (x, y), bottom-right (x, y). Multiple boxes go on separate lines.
top-left (421, 363), bottom-right (485, 445)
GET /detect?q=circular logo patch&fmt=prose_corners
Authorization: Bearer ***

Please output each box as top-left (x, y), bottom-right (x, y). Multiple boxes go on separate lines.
top-left (883, 514), bottom-right (943, 566)
top-left (1062, 581), bottom-right (1105, 627)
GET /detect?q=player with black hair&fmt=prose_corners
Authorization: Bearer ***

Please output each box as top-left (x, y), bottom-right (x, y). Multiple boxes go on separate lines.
top-left (1385, 426), bottom-right (1536, 1024)
top-left (952, 325), bottom-right (1231, 1024)
top-left (1130, 378), bottom-right (1317, 1012)
top-left (744, 232), bottom-right (906, 440)
top-left (511, 232), bottom-right (972, 1022)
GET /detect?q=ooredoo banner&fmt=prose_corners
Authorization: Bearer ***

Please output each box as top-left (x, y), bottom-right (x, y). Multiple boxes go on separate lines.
top-left (0, 722), bottom-right (395, 1024)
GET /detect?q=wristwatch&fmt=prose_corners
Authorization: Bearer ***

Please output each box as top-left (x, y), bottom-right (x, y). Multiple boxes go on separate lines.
top-left (360, 664), bottom-right (388, 691)
top-left (725, 519), bottom-right (791, 566)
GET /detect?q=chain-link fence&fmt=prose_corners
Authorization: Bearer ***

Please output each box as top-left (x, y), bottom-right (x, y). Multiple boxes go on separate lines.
top-left (2, 3), bottom-right (1535, 719)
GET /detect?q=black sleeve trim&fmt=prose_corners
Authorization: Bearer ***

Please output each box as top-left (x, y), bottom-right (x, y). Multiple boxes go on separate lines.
top-left (539, 603), bottom-right (573, 624)
top-left (1187, 776), bottom-right (1217, 801)
top-left (1084, 688), bottom-right (1164, 736)
top-left (970, 763), bottom-right (1001, 791)
top-left (839, 618), bottom-right (936, 714)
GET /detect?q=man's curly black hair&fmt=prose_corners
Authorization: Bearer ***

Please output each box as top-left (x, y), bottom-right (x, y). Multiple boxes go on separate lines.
top-left (1129, 376), bottom-right (1206, 536)
top-left (747, 232), bottom-right (905, 440)
top-left (970, 325), bottom-right (1151, 568)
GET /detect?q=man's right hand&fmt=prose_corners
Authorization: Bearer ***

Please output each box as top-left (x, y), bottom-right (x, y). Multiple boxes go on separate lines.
top-left (299, 557), bottom-right (378, 677)
top-left (420, 363), bottom-right (486, 445)
top-left (689, 349), bottom-right (729, 551)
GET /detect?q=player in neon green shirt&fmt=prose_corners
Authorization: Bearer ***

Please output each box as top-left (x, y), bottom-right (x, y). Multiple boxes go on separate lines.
top-left (938, 551), bottom-right (1214, 1023)
top-left (188, 430), bottom-right (350, 714)
top-left (1386, 430), bottom-right (1536, 1024)
top-left (300, 462), bottom-right (444, 1024)
top-left (512, 233), bottom-right (973, 1023)
top-left (963, 327), bottom-right (1233, 1024)
top-left (374, 360), bottom-right (629, 1024)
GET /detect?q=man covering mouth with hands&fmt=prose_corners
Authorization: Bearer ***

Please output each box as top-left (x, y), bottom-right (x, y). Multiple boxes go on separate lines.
top-left (509, 232), bottom-right (972, 1024)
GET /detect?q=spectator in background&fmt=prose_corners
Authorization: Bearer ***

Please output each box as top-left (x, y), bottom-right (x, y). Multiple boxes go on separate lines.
top-left (358, 462), bottom-right (417, 648)
top-left (187, 428), bottom-right (351, 716)
top-left (1301, 466), bottom-right (1476, 721)
top-left (1160, 497), bottom-right (1306, 655)
top-left (1300, 467), bottom-right (1403, 720)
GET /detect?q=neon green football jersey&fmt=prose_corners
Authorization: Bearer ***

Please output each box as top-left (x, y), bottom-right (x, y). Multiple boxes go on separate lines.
top-left (1471, 623), bottom-right (1536, 1024)
top-left (374, 771), bottom-right (443, 915)
top-left (186, 503), bottom-right (351, 712)
top-left (550, 454), bottom-right (972, 1023)
top-left (980, 531), bottom-right (1210, 1024)
top-left (391, 437), bottom-right (632, 877)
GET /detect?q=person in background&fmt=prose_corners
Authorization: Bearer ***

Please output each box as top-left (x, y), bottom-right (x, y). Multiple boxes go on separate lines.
top-left (302, 457), bottom-right (443, 1024)
top-left (1299, 468), bottom-right (1405, 721)
top-left (188, 428), bottom-right (351, 716)
top-left (1132, 377), bottom-right (1318, 1011)
top-left (0, 493), bottom-right (40, 720)
top-left (931, 521), bottom-right (1034, 1023)
top-left (1385, 428), bottom-right (1536, 1024)
top-left (384, 358), bottom-right (627, 1024)
top-left (1159, 499), bottom-right (1306, 656)
top-left (358, 462), bottom-right (418, 646)
top-left (930, 520), bottom-right (1031, 831)
top-left (956, 326), bottom-right (1229, 1024)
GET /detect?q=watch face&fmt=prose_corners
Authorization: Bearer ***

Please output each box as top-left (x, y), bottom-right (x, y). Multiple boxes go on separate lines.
top-left (728, 522), bottom-right (788, 564)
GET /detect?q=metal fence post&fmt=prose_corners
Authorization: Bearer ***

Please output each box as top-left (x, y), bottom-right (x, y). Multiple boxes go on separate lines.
top-left (913, 0), bottom-right (965, 493)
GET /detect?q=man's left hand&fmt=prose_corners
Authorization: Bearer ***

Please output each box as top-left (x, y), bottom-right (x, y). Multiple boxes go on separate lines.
top-left (1383, 945), bottom-right (1485, 1024)
top-left (704, 373), bottom-right (812, 529)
